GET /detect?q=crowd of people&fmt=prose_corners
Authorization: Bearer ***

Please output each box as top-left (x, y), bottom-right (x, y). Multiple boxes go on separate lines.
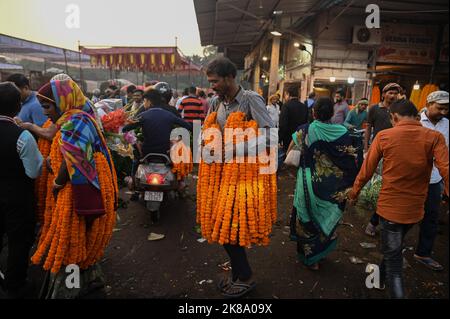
top-left (0, 57), bottom-right (448, 299)
top-left (281, 81), bottom-right (448, 299)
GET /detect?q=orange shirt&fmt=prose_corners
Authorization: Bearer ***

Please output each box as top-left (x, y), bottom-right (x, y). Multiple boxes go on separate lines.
top-left (350, 120), bottom-right (449, 224)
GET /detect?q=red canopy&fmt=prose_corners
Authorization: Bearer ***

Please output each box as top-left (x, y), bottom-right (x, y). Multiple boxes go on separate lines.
top-left (80, 46), bottom-right (201, 73)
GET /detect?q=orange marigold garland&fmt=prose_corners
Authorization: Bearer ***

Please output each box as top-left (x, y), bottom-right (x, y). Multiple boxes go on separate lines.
top-left (33, 132), bottom-right (62, 260)
top-left (196, 111), bottom-right (278, 247)
top-left (93, 152), bottom-right (117, 262)
top-left (32, 131), bottom-right (118, 273)
top-left (51, 184), bottom-right (73, 273)
top-left (35, 119), bottom-right (54, 223)
top-left (171, 142), bottom-right (193, 181)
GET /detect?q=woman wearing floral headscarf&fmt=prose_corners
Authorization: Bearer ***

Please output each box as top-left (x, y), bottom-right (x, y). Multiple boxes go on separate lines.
top-left (28, 79), bottom-right (118, 298)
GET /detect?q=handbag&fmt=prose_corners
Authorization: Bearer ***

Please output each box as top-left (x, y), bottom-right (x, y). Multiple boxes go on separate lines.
top-left (284, 144), bottom-right (301, 167)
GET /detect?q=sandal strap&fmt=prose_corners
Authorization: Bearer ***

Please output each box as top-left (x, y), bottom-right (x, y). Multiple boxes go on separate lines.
top-left (414, 256), bottom-right (443, 269)
top-left (231, 282), bottom-right (255, 289)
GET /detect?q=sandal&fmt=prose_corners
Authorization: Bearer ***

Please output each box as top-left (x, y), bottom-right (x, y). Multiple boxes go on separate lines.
top-left (307, 263), bottom-right (320, 271)
top-left (365, 223), bottom-right (376, 237)
top-left (413, 255), bottom-right (444, 271)
top-left (217, 275), bottom-right (234, 291)
top-left (221, 279), bottom-right (256, 299)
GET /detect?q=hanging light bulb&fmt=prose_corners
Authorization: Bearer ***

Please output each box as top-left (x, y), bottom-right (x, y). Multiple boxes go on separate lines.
top-left (262, 56), bottom-right (268, 62)
top-left (413, 81), bottom-right (420, 90)
top-left (261, 74), bottom-right (266, 79)
top-left (330, 76), bottom-right (336, 83)
top-left (347, 77), bottom-right (355, 84)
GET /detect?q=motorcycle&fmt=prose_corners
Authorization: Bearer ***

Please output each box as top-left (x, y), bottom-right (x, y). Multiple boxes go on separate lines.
top-left (134, 153), bottom-right (179, 223)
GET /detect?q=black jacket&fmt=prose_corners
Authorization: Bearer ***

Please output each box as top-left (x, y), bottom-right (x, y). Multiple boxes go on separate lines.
top-left (123, 107), bottom-right (192, 156)
top-left (279, 98), bottom-right (308, 150)
top-left (0, 120), bottom-right (33, 196)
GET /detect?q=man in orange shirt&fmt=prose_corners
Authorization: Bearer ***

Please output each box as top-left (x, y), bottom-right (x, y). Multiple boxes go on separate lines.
top-left (348, 99), bottom-right (449, 298)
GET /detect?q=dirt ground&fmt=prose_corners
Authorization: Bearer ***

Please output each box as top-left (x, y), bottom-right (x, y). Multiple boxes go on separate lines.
top-left (1, 167), bottom-right (448, 299)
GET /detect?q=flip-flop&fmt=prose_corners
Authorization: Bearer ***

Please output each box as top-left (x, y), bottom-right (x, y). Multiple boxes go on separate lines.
top-left (413, 255), bottom-right (444, 271)
top-left (307, 263), bottom-right (320, 271)
top-left (365, 223), bottom-right (376, 237)
top-left (221, 280), bottom-right (256, 299)
top-left (217, 276), bottom-right (234, 291)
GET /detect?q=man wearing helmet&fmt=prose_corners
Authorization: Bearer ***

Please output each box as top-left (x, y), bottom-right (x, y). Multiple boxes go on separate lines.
top-left (122, 88), bottom-right (192, 200)
top-left (152, 82), bottom-right (180, 117)
top-left (122, 88), bottom-right (191, 157)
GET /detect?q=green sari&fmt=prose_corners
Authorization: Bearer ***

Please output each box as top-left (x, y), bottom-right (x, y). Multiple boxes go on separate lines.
top-left (291, 121), bottom-right (358, 265)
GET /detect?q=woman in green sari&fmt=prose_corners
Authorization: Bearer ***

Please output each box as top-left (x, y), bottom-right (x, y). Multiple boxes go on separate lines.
top-left (288, 97), bottom-right (358, 270)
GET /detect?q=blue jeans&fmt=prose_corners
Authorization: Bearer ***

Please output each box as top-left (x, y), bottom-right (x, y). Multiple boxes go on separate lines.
top-left (380, 217), bottom-right (414, 298)
top-left (416, 181), bottom-right (443, 257)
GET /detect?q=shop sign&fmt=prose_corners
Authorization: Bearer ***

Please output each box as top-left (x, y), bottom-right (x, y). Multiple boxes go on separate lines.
top-left (377, 24), bottom-right (437, 65)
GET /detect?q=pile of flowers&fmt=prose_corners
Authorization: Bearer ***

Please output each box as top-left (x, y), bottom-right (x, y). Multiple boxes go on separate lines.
top-left (101, 109), bottom-right (127, 133)
top-left (101, 109), bottom-right (136, 159)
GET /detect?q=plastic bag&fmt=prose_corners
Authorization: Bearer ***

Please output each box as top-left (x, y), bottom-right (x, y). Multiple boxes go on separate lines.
top-left (284, 145), bottom-right (301, 167)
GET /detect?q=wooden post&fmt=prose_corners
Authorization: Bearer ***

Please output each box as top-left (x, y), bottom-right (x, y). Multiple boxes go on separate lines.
top-left (268, 37), bottom-right (280, 97)
top-left (253, 62), bottom-right (260, 92)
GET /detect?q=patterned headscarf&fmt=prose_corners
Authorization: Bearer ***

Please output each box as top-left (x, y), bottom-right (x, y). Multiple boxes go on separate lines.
top-left (50, 79), bottom-right (94, 115)
top-left (52, 80), bottom-right (116, 215)
top-left (37, 82), bottom-right (56, 105)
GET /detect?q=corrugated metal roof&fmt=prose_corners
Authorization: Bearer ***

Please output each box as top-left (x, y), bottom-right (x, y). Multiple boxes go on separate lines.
top-left (194, 0), bottom-right (337, 67)
top-left (0, 33), bottom-right (90, 63)
top-left (195, 0), bottom-right (320, 47)
top-left (194, 0), bottom-right (449, 68)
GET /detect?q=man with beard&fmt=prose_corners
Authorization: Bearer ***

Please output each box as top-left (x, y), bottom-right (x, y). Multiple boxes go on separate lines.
top-left (331, 89), bottom-right (349, 125)
top-left (205, 57), bottom-right (275, 299)
top-left (414, 91), bottom-right (449, 271)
